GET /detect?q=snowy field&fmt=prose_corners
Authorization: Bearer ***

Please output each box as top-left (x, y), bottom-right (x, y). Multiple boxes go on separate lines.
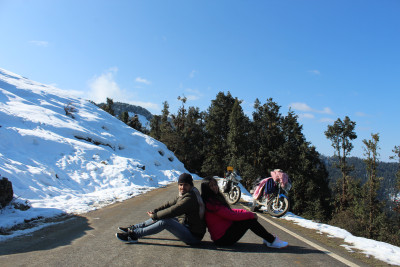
top-left (0, 68), bottom-right (399, 265)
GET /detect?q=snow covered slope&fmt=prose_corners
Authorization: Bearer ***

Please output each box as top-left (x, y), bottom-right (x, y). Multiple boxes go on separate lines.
top-left (0, 68), bottom-right (189, 229)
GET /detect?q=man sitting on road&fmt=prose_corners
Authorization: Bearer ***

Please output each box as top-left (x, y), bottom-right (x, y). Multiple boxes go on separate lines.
top-left (116, 173), bottom-right (206, 245)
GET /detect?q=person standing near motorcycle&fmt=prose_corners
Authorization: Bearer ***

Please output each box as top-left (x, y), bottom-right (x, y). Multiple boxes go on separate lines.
top-left (116, 173), bottom-right (206, 245)
top-left (201, 177), bottom-right (288, 248)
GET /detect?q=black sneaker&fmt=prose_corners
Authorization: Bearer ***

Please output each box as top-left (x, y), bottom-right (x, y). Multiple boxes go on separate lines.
top-left (118, 225), bottom-right (136, 233)
top-left (115, 232), bottom-right (138, 243)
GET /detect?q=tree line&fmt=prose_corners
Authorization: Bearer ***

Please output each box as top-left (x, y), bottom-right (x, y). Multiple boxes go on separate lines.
top-left (102, 92), bottom-right (400, 246)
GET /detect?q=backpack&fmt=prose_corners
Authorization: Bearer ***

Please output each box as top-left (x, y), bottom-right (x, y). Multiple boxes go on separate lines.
top-left (264, 177), bottom-right (276, 195)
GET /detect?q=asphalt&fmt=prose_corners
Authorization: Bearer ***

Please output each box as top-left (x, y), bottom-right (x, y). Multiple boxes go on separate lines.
top-left (0, 181), bottom-right (372, 267)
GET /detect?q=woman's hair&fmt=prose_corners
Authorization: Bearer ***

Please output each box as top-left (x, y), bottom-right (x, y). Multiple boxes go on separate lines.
top-left (201, 176), bottom-right (231, 209)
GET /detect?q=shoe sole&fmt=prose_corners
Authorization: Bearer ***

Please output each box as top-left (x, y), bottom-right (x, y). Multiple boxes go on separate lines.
top-left (263, 242), bottom-right (288, 249)
top-left (274, 244), bottom-right (288, 249)
top-left (115, 233), bottom-right (138, 244)
top-left (118, 227), bottom-right (128, 233)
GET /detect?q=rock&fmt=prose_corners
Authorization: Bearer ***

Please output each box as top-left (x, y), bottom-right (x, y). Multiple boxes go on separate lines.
top-left (0, 177), bottom-right (13, 208)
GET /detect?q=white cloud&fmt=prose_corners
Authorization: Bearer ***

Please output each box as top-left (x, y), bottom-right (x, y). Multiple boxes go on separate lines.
top-left (321, 107), bottom-right (333, 114)
top-left (319, 118), bottom-right (335, 123)
top-left (29, 40), bottom-right (49, 47)
top-left (135, 77), bottom-right (151, 85)
top-left (308, 70), bottom-right (320, 75)
top-left (87, 68), bottom-right (159, 112)
top-left (301, 113), bottom-right (315, 119)
top-left (356, 111), bottom-right (367, 117)
top-left (290, 102), bottom-right (335, 123)
top-left (290, 102), bottom-right (313, 112)
top-left (189, 70), bottom-right (197, 79)
top-left (185, 88), bottom-right (202, 101)
top-left (87, 68), bottom-right (123, 103)
top-left (290, 102), bottom-right (333, 114)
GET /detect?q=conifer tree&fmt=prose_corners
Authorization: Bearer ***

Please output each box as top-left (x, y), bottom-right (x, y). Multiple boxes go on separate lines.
top-left (362, 133), bottom-right (383, 239)
top-left (174, 96), bottom-right (187, 134)
top-left (325, 116), bottom-right (357, 211)
top-left (159, 101), bottom-right (179, 153)
top-left (102, 97), bottom-right (115, 116)
top-left (170, 96), bottom-right (187, 166)
top-left (128, 114), bottom-right (143, 132)
top-left (252, 98), bottom-right (284, 177)
top-left (160, 101), bottom-right (173, 138)
top-left (182, 107), bottom-right (206, 174)
top-left (119, 111), bottom-right (129, 124)
top-left (201, 92), bottom-right (235, 177)
top-left (277, 110), bottom-right (332, 220)
top-left (297, 145), bottom-right (332, 221)
top-left (161, 101), bottom-right (170, 126)
top-left (390, 146), bottom-right (400, 213)
top-left (226, 98), bottom-right (253, 187)
top-left (279, 110), bottom-right (305, 173)
top-left (150, 115), bottom-right (162, 140)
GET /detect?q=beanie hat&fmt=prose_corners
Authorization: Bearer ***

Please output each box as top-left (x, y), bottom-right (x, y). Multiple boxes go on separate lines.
top-left (178, 173), bottom-right (193, 186)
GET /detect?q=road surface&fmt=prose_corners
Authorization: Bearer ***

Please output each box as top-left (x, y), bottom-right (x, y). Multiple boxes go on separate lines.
top-left (0, 181), bottom-right (377, 266)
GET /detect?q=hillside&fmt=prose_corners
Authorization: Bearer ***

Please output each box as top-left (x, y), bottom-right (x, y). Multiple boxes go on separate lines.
top-left (322, 155), bottom-right (398, 198)
top-left (0, 68), bottom-right (190, 230)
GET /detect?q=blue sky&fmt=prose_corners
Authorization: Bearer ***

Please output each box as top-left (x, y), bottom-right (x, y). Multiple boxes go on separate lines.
top-left (1, 0), bottom-right (399, 162)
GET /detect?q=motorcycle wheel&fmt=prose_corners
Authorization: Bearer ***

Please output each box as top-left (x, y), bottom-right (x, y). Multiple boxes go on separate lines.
top-left (267, 196), bottom-right (289, 217)
top-left (225, 185), bottom-right (241, 205)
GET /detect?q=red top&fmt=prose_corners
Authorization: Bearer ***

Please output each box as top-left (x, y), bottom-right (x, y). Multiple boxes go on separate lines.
top-left (205, 201), bottom-right (256, 241)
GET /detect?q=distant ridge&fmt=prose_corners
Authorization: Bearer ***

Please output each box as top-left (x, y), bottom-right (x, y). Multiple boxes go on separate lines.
top-left (321, 155), bottom-right (397, 198)
top-left (96, 101), bottom-right (153, 121)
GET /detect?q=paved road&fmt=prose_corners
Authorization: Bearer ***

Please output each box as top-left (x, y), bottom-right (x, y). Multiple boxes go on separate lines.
top-left (0, 181), bottom-right (370, 267)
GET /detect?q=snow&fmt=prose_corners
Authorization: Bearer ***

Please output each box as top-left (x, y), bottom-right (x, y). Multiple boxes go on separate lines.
top-left (281, 213), bottom-right (400, 265)
top-left (0, 67), bottom-right (189, 231)
top-left (0, 68), bottom-right (399, 266)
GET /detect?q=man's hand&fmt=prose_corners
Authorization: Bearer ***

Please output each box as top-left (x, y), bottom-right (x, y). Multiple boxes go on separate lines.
top-left (147, 211), bottom-right (155, 220)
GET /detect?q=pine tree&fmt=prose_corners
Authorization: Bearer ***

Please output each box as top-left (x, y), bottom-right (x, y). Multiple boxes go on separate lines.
top-left (279, 110), bottom-right (305, 173)
top-left (182, 107), bottom-right (206, 174)
top-left (102, 97), bottom-right (115, 116)
top-left (275, 110), bottom-right (332, 221)
top-left (201, 92), bottom-right (235, 177)
top-left (170, 96), bottom-right (188, 166)
top-left (159, 101), bottom-right (179, 153)
top-left (127, 114), bottom-right (143, 132)
top-left (325, 116), bottom-right (357, 211)
top-left (361, 133), bottom-right (384, 238)
top-left (226, 98), bottom-right (253, 187)
top-left (150, 115), bottom-right (161, 140)
top-left (174, 96), bottom-right (187, 134)
top-left (251, 98), bottom-right (284, 177)
top-left (390, 146), bottom-right (400, 213)
top-left (119, 111), bottom-right (129, 124)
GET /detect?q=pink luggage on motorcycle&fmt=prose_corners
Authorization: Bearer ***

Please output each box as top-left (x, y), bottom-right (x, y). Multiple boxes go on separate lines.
top-left (271, 169), bottom-right (289, 187)
top-left (253, 178), bottom-right (267, 200)
top-left (252, 177), bottom-right (276, 200)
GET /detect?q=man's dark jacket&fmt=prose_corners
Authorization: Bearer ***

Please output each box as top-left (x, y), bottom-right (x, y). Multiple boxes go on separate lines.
top-left (151, 189), bottom-right (206, 239)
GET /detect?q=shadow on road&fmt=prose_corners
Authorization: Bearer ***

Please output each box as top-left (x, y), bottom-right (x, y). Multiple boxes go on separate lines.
top-left (0, 214), bottom-right (93, 256)
top-left (130, 237), bottom-right (325, 255)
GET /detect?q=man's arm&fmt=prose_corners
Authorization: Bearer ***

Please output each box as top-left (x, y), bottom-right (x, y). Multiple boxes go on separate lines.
top-left (152, 194), bottom-right (194, 220)
top-left (152, 197), bottom-right (178, 213)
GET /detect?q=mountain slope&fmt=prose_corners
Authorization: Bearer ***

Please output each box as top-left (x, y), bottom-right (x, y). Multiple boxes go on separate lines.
top-left (0, 68), bottom-right (188, 229)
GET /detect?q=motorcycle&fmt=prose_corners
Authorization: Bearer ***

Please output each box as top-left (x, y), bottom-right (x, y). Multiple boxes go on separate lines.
top-left (250, 169), bottom-right (292, 217)
top-left (214, 167), bottom-right (242, 204)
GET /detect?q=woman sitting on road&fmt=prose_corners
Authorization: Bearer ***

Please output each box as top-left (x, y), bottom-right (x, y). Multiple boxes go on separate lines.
top-left (201, 176), bottom-right (288, 248)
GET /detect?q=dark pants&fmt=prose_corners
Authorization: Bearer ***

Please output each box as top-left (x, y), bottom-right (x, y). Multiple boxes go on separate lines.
top-left (214, 218), bottom-right (275, 246)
